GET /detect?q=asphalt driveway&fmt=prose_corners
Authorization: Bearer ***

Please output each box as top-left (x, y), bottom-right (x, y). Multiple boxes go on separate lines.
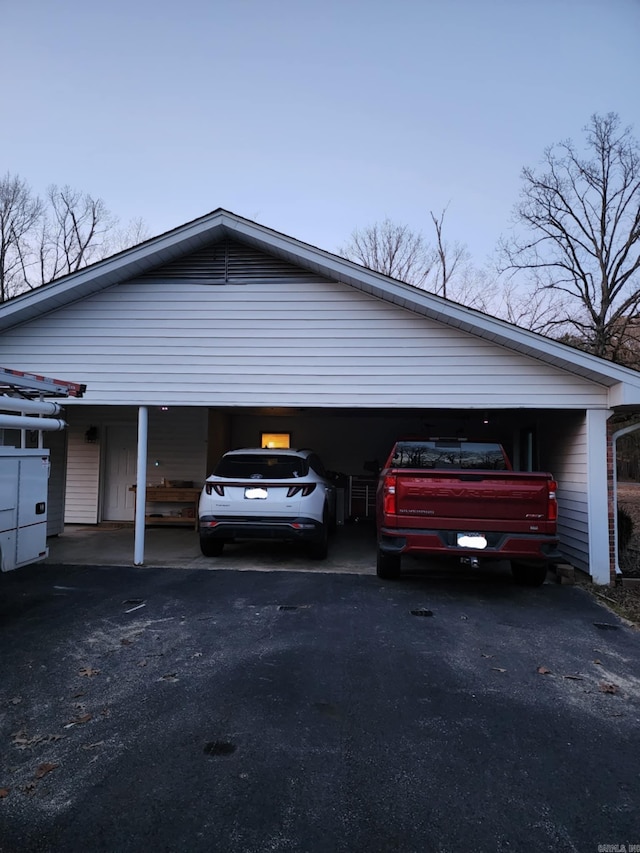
top-left (1, 562), bottom-right (639, 852)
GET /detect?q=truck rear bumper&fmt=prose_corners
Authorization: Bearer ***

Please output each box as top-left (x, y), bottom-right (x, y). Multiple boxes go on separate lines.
top-left (378, 528), bottom-right (561, 562)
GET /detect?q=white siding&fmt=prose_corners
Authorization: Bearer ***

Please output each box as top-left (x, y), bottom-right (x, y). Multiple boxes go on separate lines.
top-left (65, 425), bottom-right (100, 524)
top-left (0, 275), bottom-right (608, 409)
top-left (542, 413), bottom-right (590, 573)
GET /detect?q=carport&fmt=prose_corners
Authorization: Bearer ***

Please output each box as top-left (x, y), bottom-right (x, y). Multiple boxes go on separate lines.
top-left (1, 209), bottom-right (640, 582)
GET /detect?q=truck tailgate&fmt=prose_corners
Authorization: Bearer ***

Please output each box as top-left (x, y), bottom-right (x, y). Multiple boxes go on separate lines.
top-left (394, 471), bottom-right (552, 524)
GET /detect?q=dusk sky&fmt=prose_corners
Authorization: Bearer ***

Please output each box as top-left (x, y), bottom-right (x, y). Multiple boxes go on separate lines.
top-left (2, 0), bottom-right (639, 268)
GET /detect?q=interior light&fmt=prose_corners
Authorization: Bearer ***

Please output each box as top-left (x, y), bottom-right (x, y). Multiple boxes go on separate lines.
top-left (261, 432), bottom-right (290, 449)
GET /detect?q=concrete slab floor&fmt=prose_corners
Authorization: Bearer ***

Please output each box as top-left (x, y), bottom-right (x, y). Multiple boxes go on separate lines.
top-left (44, 521), bottom-right (378, 574)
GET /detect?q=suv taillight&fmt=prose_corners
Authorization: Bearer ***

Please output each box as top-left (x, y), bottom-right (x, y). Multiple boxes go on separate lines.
top-left (205, 483), bottom-right (225, 496)
top-left (547, 480), bottom-right (557, 522)
top-left (383, 474), bottom-right (397, 515)
top-left (287, 484), bottom-right (317, 497)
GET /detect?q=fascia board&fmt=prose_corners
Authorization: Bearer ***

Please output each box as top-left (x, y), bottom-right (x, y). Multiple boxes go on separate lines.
top-left (608, 382), bottom-right (640, 408)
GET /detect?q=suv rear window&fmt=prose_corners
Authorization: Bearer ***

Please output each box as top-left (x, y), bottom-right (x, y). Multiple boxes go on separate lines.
top-left (214, 454), bottom-right (309, 479)
top-left (390, 441), bottom-right (508, 470)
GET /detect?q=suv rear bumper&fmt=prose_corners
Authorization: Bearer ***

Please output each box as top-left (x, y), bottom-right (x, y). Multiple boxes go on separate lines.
top-left (378, 527), bottom-right (561, 562)
top-left (199, 515), bottom-right (323, 543)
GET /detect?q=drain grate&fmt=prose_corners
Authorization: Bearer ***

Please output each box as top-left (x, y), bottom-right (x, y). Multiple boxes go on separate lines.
top-left (411, 609), bottom-right (434, 618)
top-left (204, 741), bottom-right (236, 756)
top-left (593, 622), bottom-right (620, 631)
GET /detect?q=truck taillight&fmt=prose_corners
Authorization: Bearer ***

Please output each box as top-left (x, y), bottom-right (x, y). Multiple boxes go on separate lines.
top-left (548, 480), bottom-right (558, 521)
top-left (383, 475), bottom-right (397, 515)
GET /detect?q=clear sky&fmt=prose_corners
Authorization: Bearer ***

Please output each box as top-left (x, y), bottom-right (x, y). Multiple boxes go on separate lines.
top-left (2, 0), bottom-right (639, 267)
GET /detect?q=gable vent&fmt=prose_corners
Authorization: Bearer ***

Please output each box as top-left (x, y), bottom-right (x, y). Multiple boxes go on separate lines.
top-left (141, 238), bottom-right (324, 283)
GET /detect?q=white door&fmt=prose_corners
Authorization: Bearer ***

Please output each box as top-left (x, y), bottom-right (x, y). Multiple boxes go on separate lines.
top-left (103, 425), bottom-right (137, 521)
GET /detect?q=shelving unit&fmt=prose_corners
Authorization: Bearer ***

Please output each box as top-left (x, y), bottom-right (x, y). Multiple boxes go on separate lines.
top-left (130, 486), bottom-right (201, 530)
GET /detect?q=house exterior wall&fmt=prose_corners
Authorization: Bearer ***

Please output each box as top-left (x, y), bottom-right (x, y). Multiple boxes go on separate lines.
top-left (0, 273), bottom-right (609, 409)
top-left (541, 412), bottom-right (590, 575)
top-left (0, 237), bottom-right (623, 579)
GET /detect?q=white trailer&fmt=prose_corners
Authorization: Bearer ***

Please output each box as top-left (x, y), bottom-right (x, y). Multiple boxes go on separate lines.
top-left (0, 448), bottom-right (52, 571)
top-left (0, 367), bottom-right (85, 572)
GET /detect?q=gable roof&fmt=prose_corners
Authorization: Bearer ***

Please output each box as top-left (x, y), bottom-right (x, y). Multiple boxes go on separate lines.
top-left (2, 207), bottom-right (640, 404)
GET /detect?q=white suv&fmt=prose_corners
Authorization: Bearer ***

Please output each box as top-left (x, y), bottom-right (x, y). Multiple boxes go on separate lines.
top-left (198, 448), bottom-right (336, 559)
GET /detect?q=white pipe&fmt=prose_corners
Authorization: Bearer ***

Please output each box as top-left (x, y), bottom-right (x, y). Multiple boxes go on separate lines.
top-left (134, 406), bottom-right (148, 566)
top-left (0, 395), bottom-right (62, 416)
top-left (0, 414), bottom-right (66, 431)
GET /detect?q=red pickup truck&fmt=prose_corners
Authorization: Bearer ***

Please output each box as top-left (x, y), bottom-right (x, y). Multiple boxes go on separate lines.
top-left (376, 439), bottom-right (560, 586)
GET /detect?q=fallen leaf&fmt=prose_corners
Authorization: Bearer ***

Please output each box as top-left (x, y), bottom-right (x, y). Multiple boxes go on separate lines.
top-left (120, 638), bottom-right (133, 646)
top-left (593, 659), bottom-right (602, 665)
top-left (460, 615), bottom-right (468, 620)
top-left (34, 762), bottom-right (59, 779)
top-left (599, 682), bottom-right (619, 694)
top-left (537, 666), bottom-right (552, 675)
top-left (0, 788), bottom-right (9, 798)
top-left (161, 673), bottom-right (178, 682)
top-left (480, 653), bottom-right (494, 659)
top-left (138, 660), bottom-right (147, 667)
top-left (492, 667), bottom-right (507, 673)
top-left (82, 741), bottom-right (105, 751)
top-left (10, 696), bottom-right (22, 705)
top-left (12, 731), bottom-right (44, 749)
top-left (68, 714), bottom-right (92, 725)
top-left (562, 675), bottom-right (584, 681)
top-left (78, 667), bottom-right (100, 678)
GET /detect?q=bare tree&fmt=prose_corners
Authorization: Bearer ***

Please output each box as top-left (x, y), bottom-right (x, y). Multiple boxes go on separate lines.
top-left (339, 218), bottom-right (434, 286)
top-left (446, 265), bottom-right (500, 313)
top-left (0, 173), bottom-right (42, 301)
top-left (0, 173), bottom-right (148, 302)
top-left (429, 207), bottom-right (469, 299)
top-left (339, 208), bottom-right (481, 303)
top-left (500, 113), bottom-right (640, 363)
top-left (29, 185), bottom-right (117, 286)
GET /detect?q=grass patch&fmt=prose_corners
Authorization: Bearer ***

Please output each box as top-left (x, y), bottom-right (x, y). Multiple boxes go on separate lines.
top-left (588, 583), bottom-right (640, 628)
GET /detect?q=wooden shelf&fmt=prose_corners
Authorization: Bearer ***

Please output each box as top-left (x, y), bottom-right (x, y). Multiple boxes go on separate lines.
top-left (130, 486), bottom-right (200, 530)
top-left (145, 515), bottom-right (196, 528)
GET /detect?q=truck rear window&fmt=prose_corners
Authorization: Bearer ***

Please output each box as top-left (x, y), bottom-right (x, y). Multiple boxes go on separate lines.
top-left (214, 454), bottom-right (309, 479)
top-left (390, 441), bottom-right (508, 470)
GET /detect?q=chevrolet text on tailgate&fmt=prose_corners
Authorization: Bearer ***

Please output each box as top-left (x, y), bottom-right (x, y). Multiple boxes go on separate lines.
top-left (376, 439), bottom-right (561, 586)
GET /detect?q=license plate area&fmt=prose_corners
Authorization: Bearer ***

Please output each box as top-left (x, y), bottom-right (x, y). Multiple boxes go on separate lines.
top-left (245, 487), bottom-right (268, 500)
top-left (457, 533), bottom-right (487, 549)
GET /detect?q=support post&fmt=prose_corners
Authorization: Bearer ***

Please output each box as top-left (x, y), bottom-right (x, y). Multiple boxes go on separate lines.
top-left (586, 410), bottom-right (611, 584)
top-left (134, 406), bottom-right (148, 566)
